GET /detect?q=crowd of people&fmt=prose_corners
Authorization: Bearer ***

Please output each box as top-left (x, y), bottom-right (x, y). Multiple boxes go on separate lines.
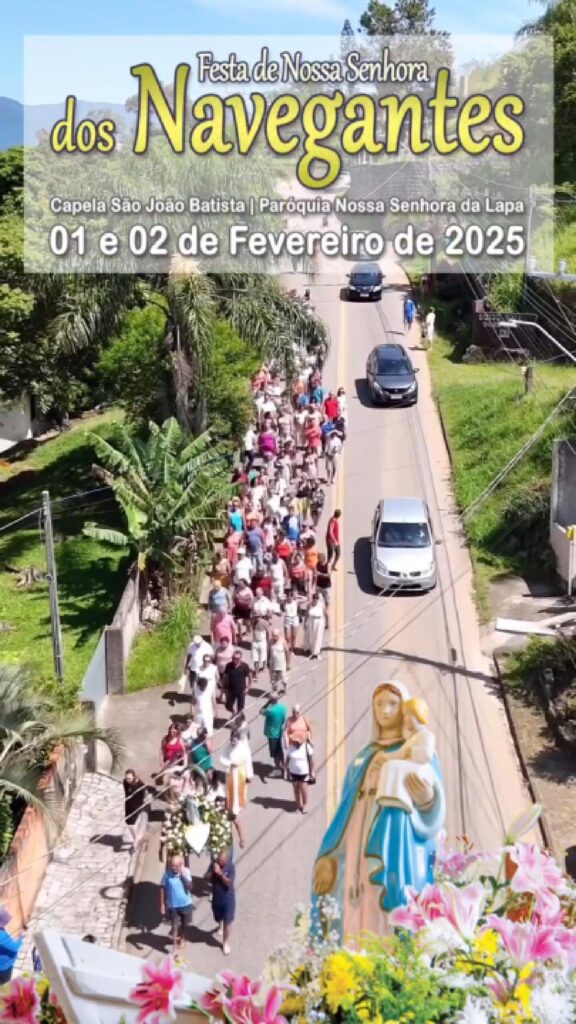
top-left (123, 332), bottom-right (348, 958)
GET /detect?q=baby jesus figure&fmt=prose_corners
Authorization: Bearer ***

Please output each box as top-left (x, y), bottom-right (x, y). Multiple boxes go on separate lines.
top-left (374, 698), bottom-right (435, 813)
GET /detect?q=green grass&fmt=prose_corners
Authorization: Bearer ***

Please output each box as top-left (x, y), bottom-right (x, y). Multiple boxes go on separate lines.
top-left (0, 412), bottom-right (130, 693)
top-left (126, 594), bottom-right (197, 692)
top-left (428, 340), bottom-right (576, 619)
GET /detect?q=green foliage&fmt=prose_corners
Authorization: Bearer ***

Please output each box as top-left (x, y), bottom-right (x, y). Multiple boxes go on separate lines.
top-left (356, 933), bottom-right (464, 1022)
top-left (487, 273), bottom-right (524, 313)
top-left (84, 418), bottom-right (230, 579)
top-left (0, 663), bottom-right (124, 820)
top-left (428, 339), bottom-right (576, 616)
top-left (203, 319), bottom-right (260, 443)
top-left (96, 305), bottom-right (169, 422)
top-left (519, 0), bottom-right (576, 183)
top-left (126, 594), bottom-right (196, 692)
top-left (0, 794), bottom-right (14, 862)
top-left (0, 148), bottom-right (23, 211)
top-left (359, 0), bottom-right (445, 34)
top-left (0, 411), bottom-right (130, 693)
top-left (495, 479), bottom-right (555, 571)
top-left (505, 636), bottom-right (576, 740)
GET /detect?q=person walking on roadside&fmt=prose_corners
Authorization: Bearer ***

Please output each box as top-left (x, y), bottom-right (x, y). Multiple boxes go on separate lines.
top-left (185, 635), bottom-right (213, 690)
top-left (123, 769), bottom-right (149, 851)
top-left (315, 556), bottom-right (332, 629)
top-left (305, 592), bottom-right (326, 659)
top-left (251, 613), bottom-right (270, 680)
top-left (283, 589), bottom-right (300, 653)
top-left (284, 704), bottom-right (312, 747)
top-left (268, 628), bottom-right (290, 695)
top-left (260, 693), bottom-right (287, 776)
top-left (209, 847), bottom-right (236, 956)
top-left (223, 650), bottom-right (252, 719)
top-left (425, 306), bottom-right (436, 345)
top-left (285, 738), bottom-right (315, 814)
top-left (160, 853), bottom-right (194, 951)
top-left (326, 509), bottom-right (342, 570)
top-left (324, 431), bottom-right (342, 485)
top-left (0, 908), bottom-right (23, 984)
top-left (403, 296), bottom-right (416, 332)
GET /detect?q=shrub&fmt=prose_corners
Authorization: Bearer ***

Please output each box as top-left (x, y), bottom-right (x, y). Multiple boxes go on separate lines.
top-left (126, 594), bottom-right (196, 692)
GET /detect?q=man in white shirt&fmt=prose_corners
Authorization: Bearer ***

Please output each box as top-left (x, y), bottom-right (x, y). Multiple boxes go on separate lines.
top-left (185, 635), bottom-right (214, 684)
top-left (234, 551), bottom-right (254, 586)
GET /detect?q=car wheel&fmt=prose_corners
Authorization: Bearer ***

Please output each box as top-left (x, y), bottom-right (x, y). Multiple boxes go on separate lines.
top-left (347, 289), bottom-right (354, 301)
top-left (374, 290), bottom-right (382, 300)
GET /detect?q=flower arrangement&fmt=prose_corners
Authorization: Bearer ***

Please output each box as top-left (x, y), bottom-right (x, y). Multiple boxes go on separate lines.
top-left (159, 807), bottom-right (191, 857)
top-left (195, 797), bottom-right (232, 856)
top-left (3, 813), bottom-right (576, 1024)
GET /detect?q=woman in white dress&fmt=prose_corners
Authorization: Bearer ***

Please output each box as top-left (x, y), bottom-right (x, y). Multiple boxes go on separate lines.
top-left (305, 592), bottom-right (326, 659)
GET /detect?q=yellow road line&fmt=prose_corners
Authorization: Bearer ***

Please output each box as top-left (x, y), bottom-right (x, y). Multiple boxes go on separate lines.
top-left (326, 299), bottom-right (347, 820)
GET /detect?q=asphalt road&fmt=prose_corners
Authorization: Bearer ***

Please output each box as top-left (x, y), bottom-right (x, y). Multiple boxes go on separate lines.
top-left (123, 258), bottom-right (532, 980)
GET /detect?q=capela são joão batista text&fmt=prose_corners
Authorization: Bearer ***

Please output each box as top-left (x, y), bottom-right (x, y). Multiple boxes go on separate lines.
top-left (49, 58), bottom-right (526, 190)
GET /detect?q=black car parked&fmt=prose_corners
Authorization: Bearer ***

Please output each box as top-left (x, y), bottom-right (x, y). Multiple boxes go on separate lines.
top-left (366, 343), bottom-right (419, 406)
top-left (346, 263), bottom-right (383, 301)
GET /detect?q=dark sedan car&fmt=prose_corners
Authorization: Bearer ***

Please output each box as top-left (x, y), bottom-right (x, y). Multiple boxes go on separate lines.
top-left (366, 343), bottom-right (419, 405)
top-left (346, 263), bottom-right (383, 301)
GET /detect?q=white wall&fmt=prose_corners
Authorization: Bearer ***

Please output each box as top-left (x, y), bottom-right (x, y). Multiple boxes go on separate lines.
top-left (0, 396), bottom-right (32, 452)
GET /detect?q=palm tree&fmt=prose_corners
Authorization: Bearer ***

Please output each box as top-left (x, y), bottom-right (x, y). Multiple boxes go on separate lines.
top-left (518, 0), bottom-right (570, 35)
top-left (144, 265), bottom-right (329, 435)
top-left (84, 418), bottom-right (230, 589)
top-left (0, 664), bottom-right (124, 845)
top-left (213, 273), bottom-right (330, 379)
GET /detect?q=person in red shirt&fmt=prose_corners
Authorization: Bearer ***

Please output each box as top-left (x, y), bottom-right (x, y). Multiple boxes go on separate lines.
top-left (324, 392), bottom-right (339, 420)
top-left (305, 421), bottom-right (322, 453)
top-left (276, 533), bottom-right (293, 561)
top-left (326, 509), bottom-right (342, 570)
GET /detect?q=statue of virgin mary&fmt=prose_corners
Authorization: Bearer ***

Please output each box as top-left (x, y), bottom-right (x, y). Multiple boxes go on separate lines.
top-left (312, 681), bottom-right (446, 940)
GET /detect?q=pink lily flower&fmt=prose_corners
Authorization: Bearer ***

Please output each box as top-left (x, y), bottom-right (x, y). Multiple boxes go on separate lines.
top-left (129, 959), bottom-right (183, 1024)
top-left (487, 915), bottom-right (562, 968)
top-left (224, 987), bottom-right (287, 1024)
top-left (506, 843), bottom-right (564, 895)
top-left (199, 973), bottom-right (265, 1021)
top-left (443, 882), bottom-right (485, 939)
top-left (532, 889), bottom-right (564, 927)
top-left (555, 927), bottom-right (576, 969)
top-left (390, 884), bottom-right (450, 931)
top-left (0, 976), bottom-right (41, 1024)
top-left (418, 884), bottom-right (453, 921)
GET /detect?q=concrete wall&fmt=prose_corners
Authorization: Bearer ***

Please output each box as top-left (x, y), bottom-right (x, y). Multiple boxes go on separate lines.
top-left (79, 631), bottom-right (107, 706)
top-left (79, 568), bottom-right (141, 705)
top-left (550, 439), bottom-right (576, 586)
top-left (0, 743), bottom-right (85, 932)
top-left (0, 396), bottom-right (32, 453)
top-left (111, 569), bottom-right (141, 663)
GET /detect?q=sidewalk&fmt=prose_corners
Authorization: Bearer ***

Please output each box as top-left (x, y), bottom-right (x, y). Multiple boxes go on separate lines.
top-left (16, 772), bottom-right (134, 972)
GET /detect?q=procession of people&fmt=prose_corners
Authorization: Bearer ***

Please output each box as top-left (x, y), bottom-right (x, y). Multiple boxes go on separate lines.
top-left (131, 314), bottom-right (349, 957)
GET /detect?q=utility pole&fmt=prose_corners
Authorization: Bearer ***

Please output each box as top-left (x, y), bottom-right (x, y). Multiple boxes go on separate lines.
top-left (41, 490), bottom-right (64, 683)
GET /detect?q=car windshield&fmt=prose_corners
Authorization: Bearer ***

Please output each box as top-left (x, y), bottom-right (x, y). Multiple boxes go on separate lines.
top-left (377, 522), bottom-right (431, 547)
top-left (377, 358), bottom-right (411, 375)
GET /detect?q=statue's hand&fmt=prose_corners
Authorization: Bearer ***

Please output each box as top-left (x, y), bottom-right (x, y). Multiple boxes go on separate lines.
top-left (406, 773), bottom-right (434, 809)
top-left (313, 855), bottom-right (338, 895)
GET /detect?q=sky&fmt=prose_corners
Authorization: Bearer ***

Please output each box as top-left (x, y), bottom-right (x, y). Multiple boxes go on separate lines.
top-left (0, 0), bottom-right (536, 103)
